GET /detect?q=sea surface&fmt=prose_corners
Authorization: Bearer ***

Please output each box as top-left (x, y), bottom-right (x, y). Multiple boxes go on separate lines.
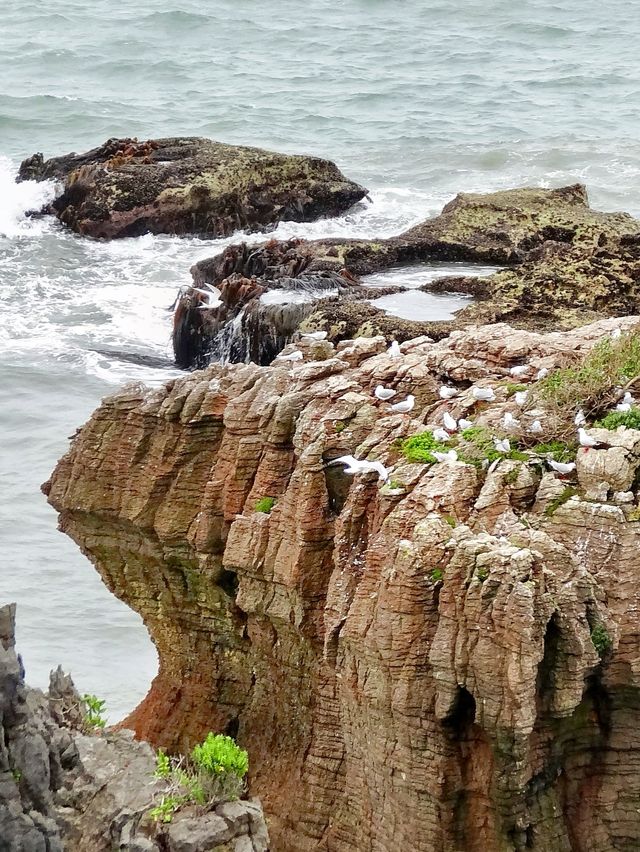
top-left (2, 0), bottom-right (640, 721)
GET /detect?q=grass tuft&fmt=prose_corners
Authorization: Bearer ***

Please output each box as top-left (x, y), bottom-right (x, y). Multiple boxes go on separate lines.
top-left (544, 486), bottom-right (578, 516)
top-left (401, 432), bottom-right (450, 464)
top-left (596, 409), bottom-right (640, 431)
top-left (531, 441), bottom-right (577, 462)
top-left (255, 497), bottom-right (276, 514)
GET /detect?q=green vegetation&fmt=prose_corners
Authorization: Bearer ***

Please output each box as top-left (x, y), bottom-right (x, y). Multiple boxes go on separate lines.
top-left (590, 623), bottom-right (613, 659)
top-left (401, 431), bottom-right (450, 464)
top-left (255, 496), bottom-right (276, 514)
top-left (82, 694), bottom-right (107, 731)
top-left (596, 408), bottom-right (640, 431)
top-left (430, 568), bottom-right (444, 582)
top-left (443, 514), bottom-right (456, 528)
top-left (388, 480), bottom-right (404, 490)
top-left (334, 420), bottom-right (346, 433)
top-left (627, 506), bottom-right (640, 521)
top-left (538, 331), bottom-right (640, 432)
top-left (149, 733), bottom-right (249, 824)
top-left (459, 426), bottom-right (528, 465)
top-left (506, 382), bottom-right (528, 396)
top-left (503, 468), bottom-right (520, 485)
top-left (544, 486), bottom-right (578, 517)
top-left (477, 567), bottom-right (489, 582)
top-left (531, 441), bottom-right (577, 462)
top-left (12, 769), bottom-right (21, 783)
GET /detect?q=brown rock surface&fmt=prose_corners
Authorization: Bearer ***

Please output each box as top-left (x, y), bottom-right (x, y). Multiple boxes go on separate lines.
top-left (45, 317), bottom-right (640, 851)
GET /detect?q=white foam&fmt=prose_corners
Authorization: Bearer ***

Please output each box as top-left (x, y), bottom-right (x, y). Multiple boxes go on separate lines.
top-left (0, 156), bottom-right (57, 238)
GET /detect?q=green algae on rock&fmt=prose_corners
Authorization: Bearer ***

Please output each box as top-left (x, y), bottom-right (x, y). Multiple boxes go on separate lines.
top-left (18, 136), bottom-right (368, 239)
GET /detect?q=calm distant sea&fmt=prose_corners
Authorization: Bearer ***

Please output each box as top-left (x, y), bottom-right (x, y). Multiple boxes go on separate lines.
top-left (2, 0), bottom-right (640, 720)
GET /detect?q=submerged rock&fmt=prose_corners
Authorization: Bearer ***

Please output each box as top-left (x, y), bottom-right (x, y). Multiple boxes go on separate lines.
top-left (45, 316), bottom-right (640, 851)
top-left (173, 184), bottom-right (640, 368)
top-left (0, 604), bottom-right (269, 851)
top-left (18, 136), bottom-right (367, 239)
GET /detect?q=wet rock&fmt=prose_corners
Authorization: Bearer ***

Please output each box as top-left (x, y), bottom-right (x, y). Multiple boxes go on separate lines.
top-left (174, 184), bottom-right (640, 369)
top-left (18, 136), bottom-right (367, 239)
top-left (45, 318), bottom-right (640, 851)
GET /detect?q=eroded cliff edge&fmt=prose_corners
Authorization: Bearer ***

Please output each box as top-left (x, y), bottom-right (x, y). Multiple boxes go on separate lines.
top-left (44, 320), bottom-right (640, 852)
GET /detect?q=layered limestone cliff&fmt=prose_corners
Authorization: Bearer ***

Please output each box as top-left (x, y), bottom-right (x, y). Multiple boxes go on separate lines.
top-left (45, 318), bottom-right (640, 851)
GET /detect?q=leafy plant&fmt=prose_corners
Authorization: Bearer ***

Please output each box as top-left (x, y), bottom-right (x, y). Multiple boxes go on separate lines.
top-left (154, 748), bottom-right (171, 779)
top-left (334, 420), bottom-right (346, 433)
top-left (443, 514), bottom-right (456, 528)
top-left (388, 479), bottom-right (404, 490)
top-left (191, 733), bottom-right (249, 802)
top-left (506, 382), bottom-right (528, 396)
top-left (459, 426), bottom-right (528, 465)
top-left (82, 694), bottom-right (107, 731)
top-left (430, 568), bottom-right (444, 582)
top-left (590, 623), bottom-right (613, 659)
top-left (531, 441), bottom-right (577, 462)
top-left (476, 567), bottom-right (489, 582)
top-left (150, 795), bottom-right (181, 824)
top-left (596, 409), bottom-right (640, 431)
top-left (255, 497), bottom-right (276, 514)
top-left (401, 431), bottom-right (450, 463)
top-left (12, 769), bottom-right (21, 783)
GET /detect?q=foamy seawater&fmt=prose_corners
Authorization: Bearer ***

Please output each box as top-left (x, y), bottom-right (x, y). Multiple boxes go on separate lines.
top-left (2, 0), bottom-right (640, 720)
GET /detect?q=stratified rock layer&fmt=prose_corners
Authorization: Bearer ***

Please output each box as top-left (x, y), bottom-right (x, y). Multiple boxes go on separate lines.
top-left (18, 137), bottom-right (367, 239)
top-left (46, 318), bottom-right (640, 851)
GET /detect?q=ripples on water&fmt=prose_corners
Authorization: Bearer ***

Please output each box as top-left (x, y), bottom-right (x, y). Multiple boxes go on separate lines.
top-left (2, 0), bottom-right (640, 719)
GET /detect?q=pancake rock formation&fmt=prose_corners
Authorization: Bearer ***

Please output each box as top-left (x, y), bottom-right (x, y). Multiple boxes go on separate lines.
top-left (18, 136), bottom-right (367, 239)
top-left (173, 184), bottom-right (640, 369)
top-left (45, 317), bottom-right (640, 851)
top-left (0, 603), bottom-right (269, 852)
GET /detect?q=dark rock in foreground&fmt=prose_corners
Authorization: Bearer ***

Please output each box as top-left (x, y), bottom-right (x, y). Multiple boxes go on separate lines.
top-left (0, 603), bottom-right (269, 851)
top-left (173, 183), bottom-right (640, 368)
top-left (18, 136), bottom-right (367, 239)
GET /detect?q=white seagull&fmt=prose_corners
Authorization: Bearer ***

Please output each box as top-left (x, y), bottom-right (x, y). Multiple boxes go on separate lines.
top-left (439, 386), bottom-right (458, 400)
top-left (622, 391), bottom-right (635, 405)
top-left (374, 385), bottom-right (396, 401)
top-left (279, 350), bottom-right (304, 362)
top-left (458, 418), bottom-right (473, 430)
top-left (574, 409), bottom-right (586, 427)
top-left (193, 286), bottom-right (222, 299)
top-left (432, 450), bottom-right (459, 463)
top-left (514, 391), bottom-right (528, 406)
top-left (472, 386), bottom-right (496, 402)
top-left (391, 395), bottom-right (415, 414)
top-left (329, 455), bottom-right (391, 481)
top-left (611, 327), bottom-right (622, 340)
top-left (301, 330), bottom-right (328, 341)
top-left (432, 428), bottom-right (451, 442)
top-left (548, 460), bottom-right (576, 475)
top-left (578, 427), bottom-right (599, 448)
top-left (502, 412), bottom-right (520, 430)
top-left (536, 368), bottom-right (549, 380)
top-left (616, 402), bottom-right (632, 412)
top-left (509, 365), bottom-right (529, 377)
top-left (528, 419), bottom-right (543, 434)
top-left (493, 437), bottom-right (511, 453)
top-left (388, 340), bottom-right (402, 358)
top-left (443, 412), bottom-right (458, 432)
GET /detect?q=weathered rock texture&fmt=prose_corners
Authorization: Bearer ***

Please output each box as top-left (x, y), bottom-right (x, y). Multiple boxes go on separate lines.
top-left (18, 137), bottom-right (367, 239)
top-left (0, 604), bottom-right (269, 851)
top-left (45, 316), bottom-right (640, 851)
top-left (173, 184), bottom-right (640, 368)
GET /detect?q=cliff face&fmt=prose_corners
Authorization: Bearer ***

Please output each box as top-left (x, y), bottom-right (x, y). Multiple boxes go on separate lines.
top-left (45, 319), bottom-right (640, 852)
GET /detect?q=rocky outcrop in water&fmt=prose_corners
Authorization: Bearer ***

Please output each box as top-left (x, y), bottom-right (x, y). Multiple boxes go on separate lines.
top-left (18, 137), bottom-right (367, 239)
top-left (44, 316), bottom-right (640, 851)
top-left (0, 603), bottom-right (269, 851)
top-left (173, 184), bottom-right (640, 368)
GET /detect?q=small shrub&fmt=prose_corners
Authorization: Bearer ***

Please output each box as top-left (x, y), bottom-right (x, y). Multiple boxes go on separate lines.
top-left (154, 748), bottom-right (171, 779)
top-left (477, 567), bottom-right (489, 582)
top-left (503, 468), bottom-right (520, 485)
top-left (591, 623), bottom-right (613, 658)
top-left (544, 486), bottom-right (578, 517)
top-left (506, 382), bottom-right (528, 396)
top-left (150, 795), bottom-right (181, 824)
top-left (82, 694), bottom-right (107, 731)
top-left (334, 420), bottom-right (346, 433)
top-left (443, 514), bottom-right (456, 528)
top-left (387, 479), bottom-right (404, 490)
top-left (255, 497), bottom-right (276, 514)
top-left (192, 733), bottom-right (249, 802)
top-left (430, 568), bottom-right (444, 582)
top-left (12, 769), bottom-right (21, 783)
top-left (459, 426), bottom-right (528, 466)
top-left (532, 441), bottom-right (577, 462)
top-left (627, 506), bottom-right (640, 521)
top-left (596, 409), bottom-right (640, 431)
top-left (401, 431), bottom-right (450, 464)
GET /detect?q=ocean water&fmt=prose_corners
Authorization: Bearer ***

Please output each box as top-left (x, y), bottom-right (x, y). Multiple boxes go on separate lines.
top-left (2, 0), bottom-right (640, 721)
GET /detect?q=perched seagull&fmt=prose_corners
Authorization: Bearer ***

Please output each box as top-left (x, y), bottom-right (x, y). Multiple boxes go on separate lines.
top-left (502, 412), bottom-right (520, 430)
top-left (622, 391), bottom-right (635, 405)
top-left (374, 385), bottom-right (396, 401)
top-left (611, 327), bottom-right (622, 340)
top-left (432, 449), bottom-right (459, 463)
top-left (514, 390), bottom-right (528, 406)
top-left (548, 460), bottom-right (576, 475)
top-left (578, 427), bottom-right (599, 448)
top-left (433, 428), bottom-right (451, 442)
top-left (388, 340), bottom-right (402, 358)
top-left (574, 409), bottom-right (586, 427)
top-left (193, 286), bottom-right (221, 299)
top-left (197, 301), bottom-right (223, 310)
top-left (301, 330), bottom-right (327, 341)
top-left (616, 402), bottom-right (632, 412)
top-left (509, 365), bottom-right (529, 377)
top-left (458, 418), bottom-right (473, 430)
top-left (443, 412), bottom-right (458, 432)
top-left (472, 386), bottom-right (496, 402)
top-left (279, 350), bottom-right (304, 362)
top-left (493, 437), bottom-right (511, 453)
top-left (439, 386), bottom-right (458, 400)
top-left (391, 395), bottom-right (415, 414)
top-left (329, 455), bottom-right (391, 481)
top-left (536, 368), bottom-right (549, 380)
top-left (528, 419), bottom-right (543, 435)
